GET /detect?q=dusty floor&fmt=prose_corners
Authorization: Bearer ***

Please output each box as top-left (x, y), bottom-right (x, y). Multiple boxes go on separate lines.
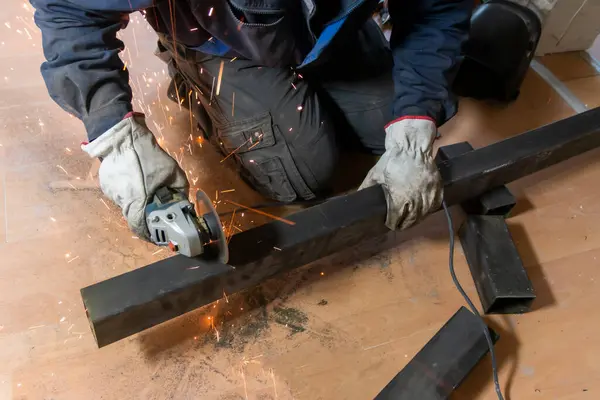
top-left (2, 4), bottom-right (600, 400)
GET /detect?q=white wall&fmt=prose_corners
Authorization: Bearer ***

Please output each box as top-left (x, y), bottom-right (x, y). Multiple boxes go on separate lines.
top-left (513, 0), bottom-right (600, 54)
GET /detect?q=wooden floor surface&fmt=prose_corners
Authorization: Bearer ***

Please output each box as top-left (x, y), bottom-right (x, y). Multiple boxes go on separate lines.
top-left (1, 4), bottom-right (600, 400)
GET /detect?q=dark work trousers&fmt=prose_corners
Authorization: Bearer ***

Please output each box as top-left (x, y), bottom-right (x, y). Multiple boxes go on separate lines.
top-left (158, 20), bottom-right (393, 202)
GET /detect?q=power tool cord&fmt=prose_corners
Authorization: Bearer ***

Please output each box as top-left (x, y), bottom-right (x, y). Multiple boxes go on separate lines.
top-left (441, 200), bottom-right (505, 400)
top-left (219, 196), bottom-right (504, 399)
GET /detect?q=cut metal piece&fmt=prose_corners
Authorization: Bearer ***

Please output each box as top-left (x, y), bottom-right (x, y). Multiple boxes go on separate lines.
top-left (82, 108), bottom-right (600, 347)
top-left (461, 186), bottom-right (516, 217)
top-left (436, 141), bottom-right (516, 216)
top-left (374, 307), bottom-right (499, 400)
top-left (434, 141), bottom-right (475, 164)
top-left (459, 215), bottom-right (535, 314)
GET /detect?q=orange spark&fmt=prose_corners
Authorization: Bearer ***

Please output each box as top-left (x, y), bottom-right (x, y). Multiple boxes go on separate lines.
top-left (246, 140), bottom-right (261, 151)
top-left (56, 164), bottom-right (69, 175)
top-left (167, 0), bottom-right (179, 66)
top-left (174, 82), bottom-right (182, 111)
top-left (225, 200), bottom-right (296, 226)
top-left (210, 76), bottom-right (216, 104)
top-left (189, 89), bottom-right (194, 140)
top-left (241, 366), bottom-right (249, 400)
top-left (227, 209), bottom-right (237, 243)
top-left (131, 26), bottom-right (140, 56)
top-left (270, 369), bottom-right (278, 399)
top-left (99, 198), bottom-right (111, 210)
top-left (215, 60), bottom-right (224, 96)
top-left (220, 137), bottom-right (252, 163)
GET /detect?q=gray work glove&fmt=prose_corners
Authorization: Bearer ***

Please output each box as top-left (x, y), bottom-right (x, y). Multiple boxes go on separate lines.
top-left (359, 118), bottom-right (443, 230)
top-left (82, 113), bottom-right (189, 239)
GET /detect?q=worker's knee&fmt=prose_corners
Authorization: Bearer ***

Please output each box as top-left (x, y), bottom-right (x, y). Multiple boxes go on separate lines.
top-left (214, 113), bottom-right (339, 202)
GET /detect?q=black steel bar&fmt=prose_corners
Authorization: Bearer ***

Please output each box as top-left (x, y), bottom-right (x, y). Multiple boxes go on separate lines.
top-left (438, 107), bottom-right (600, 205)
top-left (374, 307), bottom-right (499, 400)
top-left (437, 141), bottom-right (516, 216)
top-left (82, 185), bottom-right (389, 347)
top-left (82, 107), bottom-right (600, 347)
top-left (459, 215), bottom-right (535, 314)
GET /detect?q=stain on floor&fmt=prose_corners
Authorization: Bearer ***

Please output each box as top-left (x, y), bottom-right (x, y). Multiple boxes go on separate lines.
top-left (271, 306), bottom-right (309, 334)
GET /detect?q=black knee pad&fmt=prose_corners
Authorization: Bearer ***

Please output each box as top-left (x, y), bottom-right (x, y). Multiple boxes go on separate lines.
top-left (453, 0), bottom-right (542, 101)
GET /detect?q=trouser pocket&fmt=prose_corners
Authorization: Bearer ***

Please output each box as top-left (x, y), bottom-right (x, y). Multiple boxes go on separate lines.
top-left (216, 113), bottom-right (316, 202)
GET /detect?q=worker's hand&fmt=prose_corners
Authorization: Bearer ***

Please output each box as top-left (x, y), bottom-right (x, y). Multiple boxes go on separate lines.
top-left (359, 117), bottom-right (443, 230)
top-left (82, 113), bottom-right (189, 239)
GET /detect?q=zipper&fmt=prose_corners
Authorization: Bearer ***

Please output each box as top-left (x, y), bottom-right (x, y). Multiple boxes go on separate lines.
top-left (228, 1), bottom-right (285, 15)
top-left (228, 0), bottom-right (285, 27)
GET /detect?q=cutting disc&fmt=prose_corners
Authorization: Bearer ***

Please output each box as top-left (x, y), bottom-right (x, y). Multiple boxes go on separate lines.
top-left (196, 189), bottom-right (229, 263)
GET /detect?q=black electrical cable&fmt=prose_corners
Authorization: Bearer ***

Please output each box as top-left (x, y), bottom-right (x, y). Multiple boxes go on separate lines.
top-left (217, 194), bottom-right (504, 399)
top-left (441, 200), bottom-right (505, 400)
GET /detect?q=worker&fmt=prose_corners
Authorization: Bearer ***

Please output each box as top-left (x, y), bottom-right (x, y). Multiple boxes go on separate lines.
top-left (31, 0), bottom-right (471, 239)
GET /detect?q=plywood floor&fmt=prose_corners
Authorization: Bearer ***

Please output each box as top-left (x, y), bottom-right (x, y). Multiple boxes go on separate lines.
top-left (2, 5), bottom-right (600, 400)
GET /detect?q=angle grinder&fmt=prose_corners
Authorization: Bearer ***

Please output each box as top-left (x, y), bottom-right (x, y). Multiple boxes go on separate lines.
top-left (145, 187), bottom-right (228, 262)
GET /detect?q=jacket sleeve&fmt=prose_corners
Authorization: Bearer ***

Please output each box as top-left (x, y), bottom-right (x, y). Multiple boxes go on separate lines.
top-left (31, 0), bottom-right (147, 140)
top-left (388, 0), bottom-right (472, 126)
